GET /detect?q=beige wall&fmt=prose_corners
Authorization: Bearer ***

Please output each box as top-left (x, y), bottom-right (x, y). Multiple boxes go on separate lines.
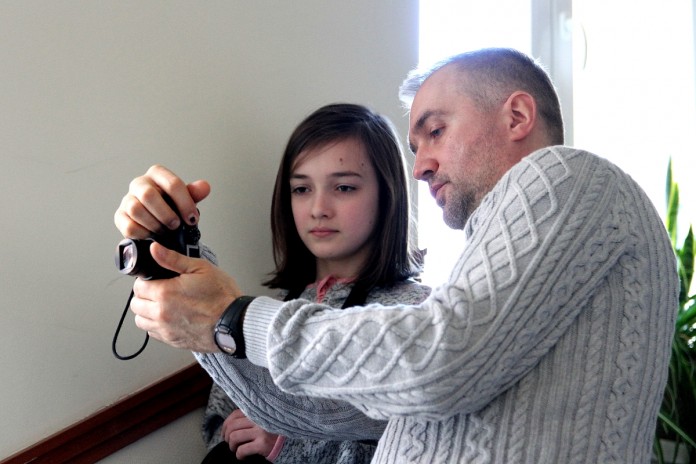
top-left (0, 1), bottom-right (418, 458)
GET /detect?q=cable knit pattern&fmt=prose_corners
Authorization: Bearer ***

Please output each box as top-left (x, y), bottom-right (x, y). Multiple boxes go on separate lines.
top-left (196, 280), bottom-right (431, 463)
top-left (233, 146), bottom-right (678, 463)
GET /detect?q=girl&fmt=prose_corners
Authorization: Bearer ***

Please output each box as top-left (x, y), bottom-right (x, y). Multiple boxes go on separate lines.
top-left (200, 103), bottom-right (430, 463)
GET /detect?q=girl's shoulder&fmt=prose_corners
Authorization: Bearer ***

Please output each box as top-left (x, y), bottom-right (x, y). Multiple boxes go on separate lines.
top-left (367, 279), bottom-right (432, 305)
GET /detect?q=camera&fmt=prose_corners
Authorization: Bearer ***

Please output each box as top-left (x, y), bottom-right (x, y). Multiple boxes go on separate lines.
top-left (115, 197), bottom-right (201, 280)
top-left (112, 195), bottom-right (201, 360)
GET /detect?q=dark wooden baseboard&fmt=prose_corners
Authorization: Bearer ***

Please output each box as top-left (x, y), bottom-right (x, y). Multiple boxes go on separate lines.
top-left (1, 363), bottom-right (213, 464)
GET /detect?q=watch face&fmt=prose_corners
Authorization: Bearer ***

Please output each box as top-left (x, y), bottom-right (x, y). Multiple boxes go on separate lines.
top-left (215, 332), bottom-right (237, 355)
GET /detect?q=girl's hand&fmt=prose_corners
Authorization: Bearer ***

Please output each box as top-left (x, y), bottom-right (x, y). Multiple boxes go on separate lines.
top-left (114, 164), bottom-right (210, 239)
top-left (221, 409), bottom-right (280, 459)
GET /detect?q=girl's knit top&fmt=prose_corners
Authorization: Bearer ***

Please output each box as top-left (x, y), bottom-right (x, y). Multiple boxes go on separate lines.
top-left (198, 146), bottom-right (679, 463)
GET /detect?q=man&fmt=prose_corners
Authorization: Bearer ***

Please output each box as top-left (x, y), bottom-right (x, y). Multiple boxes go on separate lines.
top-left (117, 48), bottom-right (678, 463)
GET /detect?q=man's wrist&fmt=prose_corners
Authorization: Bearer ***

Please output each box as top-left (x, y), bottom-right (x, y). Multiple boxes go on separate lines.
top-left (214, 296), bottom-right (255, 358)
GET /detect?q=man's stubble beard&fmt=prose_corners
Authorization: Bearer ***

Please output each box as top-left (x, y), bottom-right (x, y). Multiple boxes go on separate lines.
top-left (442, 188), bottom-right (476, 230)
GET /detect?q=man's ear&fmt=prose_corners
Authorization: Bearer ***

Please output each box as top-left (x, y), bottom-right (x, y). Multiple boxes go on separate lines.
top-left (504, 91), bottom-right (537, 142)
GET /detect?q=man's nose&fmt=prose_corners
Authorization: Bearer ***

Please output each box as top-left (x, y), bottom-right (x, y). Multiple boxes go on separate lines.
top-left (412, 148), bottom-right (438, 181)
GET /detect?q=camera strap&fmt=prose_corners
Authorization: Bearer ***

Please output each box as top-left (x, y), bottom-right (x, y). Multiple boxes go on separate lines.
top-left (112, 290), bottom-right (149, 360)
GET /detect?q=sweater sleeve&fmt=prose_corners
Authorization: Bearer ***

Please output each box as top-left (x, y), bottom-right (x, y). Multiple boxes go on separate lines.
top-left (196, 282), bottom-right (430, 441)
top-left (195, 350), bottom-right (387, 441)
top-left (201, 382), bottom-right (236, 449)
top-left (256, 147), bottom-right (652, 421)
top-left (273, 437), bottom-right (376, 464)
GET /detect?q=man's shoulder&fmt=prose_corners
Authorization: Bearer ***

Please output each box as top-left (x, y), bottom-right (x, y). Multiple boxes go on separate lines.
top-left (513, 146), bottom-right (631, 192)
top-left (525, 145), bottom-right (596, 166)
top-left (525, 145), bottom-right (621, 173)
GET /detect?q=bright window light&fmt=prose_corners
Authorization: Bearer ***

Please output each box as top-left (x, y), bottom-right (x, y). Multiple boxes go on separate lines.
top-left (417, 0), bottom-right (696, 286)
top-left (572, 0), bottom-right (696, 236)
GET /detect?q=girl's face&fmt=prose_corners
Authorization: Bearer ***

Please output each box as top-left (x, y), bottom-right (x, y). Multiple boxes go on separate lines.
top-left (289, 137), bottom-right (380, 280)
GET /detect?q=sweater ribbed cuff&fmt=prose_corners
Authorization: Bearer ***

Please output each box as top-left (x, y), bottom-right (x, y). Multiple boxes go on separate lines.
top-left (265, 435), bottom-right (286, 462)
top-left (243, 296), bottom-right (284, 368)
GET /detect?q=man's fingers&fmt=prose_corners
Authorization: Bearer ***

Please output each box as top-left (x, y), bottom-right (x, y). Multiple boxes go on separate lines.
top-left (131, 300), bottom-right (160, 333)
top-left (126, 238), bottom-right (240, 353)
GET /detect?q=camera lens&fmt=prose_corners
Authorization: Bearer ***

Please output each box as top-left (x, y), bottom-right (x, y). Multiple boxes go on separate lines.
top-left (121, 243), bottom-right (136, 272)
top-left (117, 241), bottom-right (139, 274)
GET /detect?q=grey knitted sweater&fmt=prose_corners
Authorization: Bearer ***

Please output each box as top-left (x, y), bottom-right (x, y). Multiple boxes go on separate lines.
top-left (197, 279), bottom-right (431, 463)
top-left (199, 146), bottom-right (679, 463)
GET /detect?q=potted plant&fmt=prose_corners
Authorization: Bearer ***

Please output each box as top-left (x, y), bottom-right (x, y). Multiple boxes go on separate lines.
top-left (653, 160), bottom-right (696, 464)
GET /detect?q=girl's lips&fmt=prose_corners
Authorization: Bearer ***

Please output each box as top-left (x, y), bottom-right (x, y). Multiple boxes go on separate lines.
top-left (310, 228), bottom-right (338, 238)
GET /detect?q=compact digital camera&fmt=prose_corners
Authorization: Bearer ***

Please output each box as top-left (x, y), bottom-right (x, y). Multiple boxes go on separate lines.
top-left (114, 197), bottom-right (201, 280)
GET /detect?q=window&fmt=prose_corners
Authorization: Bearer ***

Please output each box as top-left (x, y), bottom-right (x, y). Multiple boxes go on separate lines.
top-left (572, 0), bottom-right (696, 228)
top-left (417, 0), bottom-right (696, 286)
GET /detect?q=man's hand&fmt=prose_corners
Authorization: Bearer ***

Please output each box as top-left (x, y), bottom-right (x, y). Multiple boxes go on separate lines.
top-left (222, 409), bottom-right (280, 459)
top-left (130, 242), bottom-right (242, 352)
top-left (114, 164), bottom-right (211, 239)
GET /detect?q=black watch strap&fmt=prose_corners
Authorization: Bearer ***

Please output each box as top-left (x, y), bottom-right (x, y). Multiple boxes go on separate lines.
top-left (214, 296), bottom-right (255, 358)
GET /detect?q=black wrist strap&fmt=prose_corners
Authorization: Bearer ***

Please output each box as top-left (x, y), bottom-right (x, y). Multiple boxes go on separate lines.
top-left (215, 296), bottom-right (255, 358)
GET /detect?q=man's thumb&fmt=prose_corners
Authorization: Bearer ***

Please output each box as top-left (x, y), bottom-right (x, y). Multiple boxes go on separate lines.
top-left (150, 242), bottom-right (192, 275)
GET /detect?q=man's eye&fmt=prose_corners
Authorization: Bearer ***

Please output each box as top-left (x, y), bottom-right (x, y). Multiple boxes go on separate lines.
top-left (430, 127), bottom-right (443, 138)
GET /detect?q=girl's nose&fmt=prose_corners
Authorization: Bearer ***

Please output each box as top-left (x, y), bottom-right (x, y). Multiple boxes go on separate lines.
top-left (311, 191), bottom-right (332, 219)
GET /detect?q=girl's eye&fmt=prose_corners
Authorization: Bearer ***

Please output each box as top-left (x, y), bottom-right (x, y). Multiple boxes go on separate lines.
top-left (336, 185), bottom-right (356, 193)
top-left (291, 186), bottom-right (309, 194)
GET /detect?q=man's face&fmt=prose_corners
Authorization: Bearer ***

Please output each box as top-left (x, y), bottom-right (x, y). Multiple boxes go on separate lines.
top-left (408, 66), bottom-right (507, 230)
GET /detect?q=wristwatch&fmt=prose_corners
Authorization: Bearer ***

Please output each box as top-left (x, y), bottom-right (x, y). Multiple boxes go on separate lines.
top-left (214, 296), bottom-right (255, 358)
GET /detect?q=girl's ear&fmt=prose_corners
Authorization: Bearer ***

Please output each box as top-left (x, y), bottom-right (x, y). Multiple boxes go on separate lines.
top-left (504, 91), bottom-right (537, 142)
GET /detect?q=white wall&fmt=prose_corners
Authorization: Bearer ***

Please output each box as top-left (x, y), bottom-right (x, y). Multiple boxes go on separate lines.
top-left (0, 1), bottom-right (418, 458)
top-left (97, 410), bottom-right (208, 463)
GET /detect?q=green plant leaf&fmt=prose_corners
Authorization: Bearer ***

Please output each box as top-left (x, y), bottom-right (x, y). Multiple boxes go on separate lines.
top-left (667, 158), bottom-right (673, 209)
top-left (667, 182), bottom-right (680, 247)
top-left (657, 159), bottom-right (696, 459)
top-left (677, 227), bottom-right (694, 307)
top-left (658, 411), bottom-right (696, 449)
top-left (676, 298), bottom-right (696, 328)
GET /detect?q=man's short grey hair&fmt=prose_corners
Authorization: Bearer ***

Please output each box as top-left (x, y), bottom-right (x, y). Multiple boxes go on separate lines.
top-left (399, 48), bottom-right (564, 145)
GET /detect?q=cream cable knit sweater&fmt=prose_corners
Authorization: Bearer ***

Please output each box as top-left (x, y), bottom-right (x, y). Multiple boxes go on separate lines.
top-left (200, 146), bottom-right (679, 463)
top-left (198, 280), bottom-right (430, 463)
